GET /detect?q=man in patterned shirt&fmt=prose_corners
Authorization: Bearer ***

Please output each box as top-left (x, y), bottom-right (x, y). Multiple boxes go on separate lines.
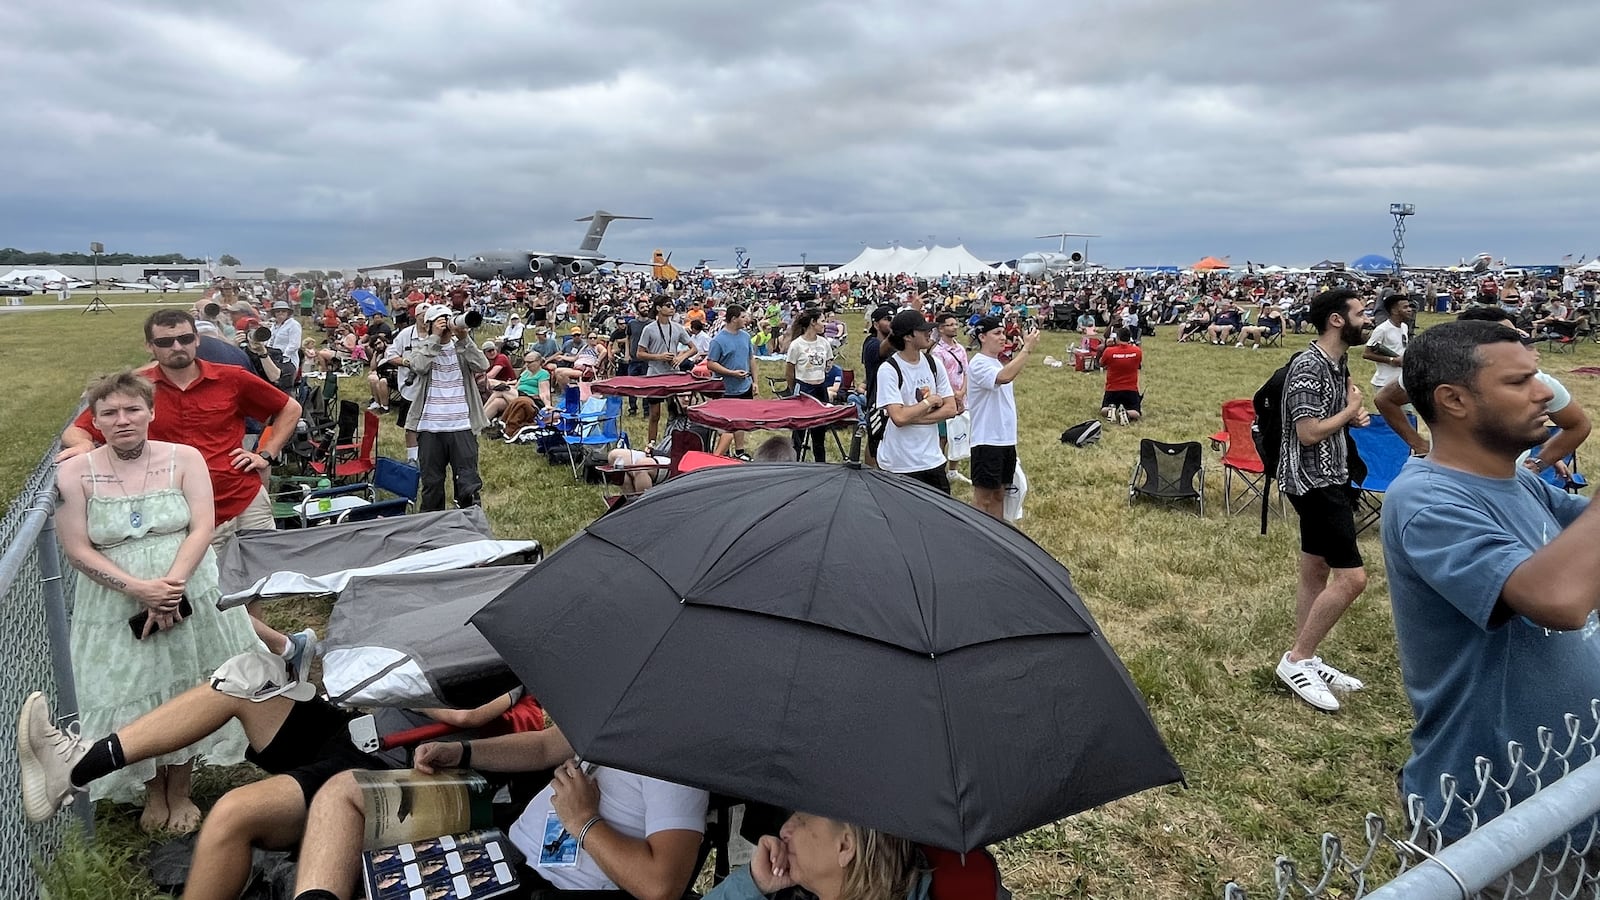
top-left (1275, 288), bottom-right (1372, 713)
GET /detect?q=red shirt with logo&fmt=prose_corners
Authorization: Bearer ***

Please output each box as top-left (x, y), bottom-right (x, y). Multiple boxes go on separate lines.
top-left (1099, 343), bottom-right (1143, 393)
top-left (74, 360), bottom-right (291, 523)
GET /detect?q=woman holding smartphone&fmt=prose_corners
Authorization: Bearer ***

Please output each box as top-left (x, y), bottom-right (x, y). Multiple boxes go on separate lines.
top-left (54, 371), bottom-right (261, 833)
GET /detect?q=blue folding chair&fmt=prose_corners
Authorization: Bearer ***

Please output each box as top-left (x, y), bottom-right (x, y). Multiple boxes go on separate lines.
top-left (560, 394), bottom-right (625, 479)
top-left (1533, 426), bottom-right (1588, 493)
top-left (1348, 416), bottom-right (1413, 534)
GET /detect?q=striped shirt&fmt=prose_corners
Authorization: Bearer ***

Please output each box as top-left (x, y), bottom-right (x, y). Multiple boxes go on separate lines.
top-left (416, 343), bottom-right (473, 433)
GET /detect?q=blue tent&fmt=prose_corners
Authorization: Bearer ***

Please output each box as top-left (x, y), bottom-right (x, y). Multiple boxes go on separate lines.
top-left (350, 289), bottom-right (389, 317)
top-left (1351, 254), bottom-right (1396, 273)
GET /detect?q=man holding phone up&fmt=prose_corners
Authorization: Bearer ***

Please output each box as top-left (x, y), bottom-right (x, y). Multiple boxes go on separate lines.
top-left (967, 316), bottom-right (1041, 518)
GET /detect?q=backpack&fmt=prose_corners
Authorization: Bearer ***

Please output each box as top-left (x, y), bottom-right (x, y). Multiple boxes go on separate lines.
top-left (1059, 420), bottom-right (1102, 447)
top-left (1251, 352), bottom-right (1300, 535)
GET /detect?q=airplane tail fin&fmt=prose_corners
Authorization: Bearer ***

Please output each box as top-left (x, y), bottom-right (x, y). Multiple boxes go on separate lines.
top-left (574, 210), bottom-right (651, 254)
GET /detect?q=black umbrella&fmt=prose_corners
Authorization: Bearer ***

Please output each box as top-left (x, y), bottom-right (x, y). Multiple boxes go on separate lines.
top-left (471, 463), bottom-right (1182, 851)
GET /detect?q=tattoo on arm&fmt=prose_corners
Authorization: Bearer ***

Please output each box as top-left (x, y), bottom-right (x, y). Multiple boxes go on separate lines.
top-left (73, 561), bottom-right (127, 590)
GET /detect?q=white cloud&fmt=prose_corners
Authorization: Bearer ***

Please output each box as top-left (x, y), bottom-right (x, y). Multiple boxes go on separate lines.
top-left (3, 0), bottom-right (1598, 268)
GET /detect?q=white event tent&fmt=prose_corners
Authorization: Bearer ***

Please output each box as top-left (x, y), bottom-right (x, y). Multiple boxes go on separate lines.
top-left (827, 244), bottom-right (996, 278)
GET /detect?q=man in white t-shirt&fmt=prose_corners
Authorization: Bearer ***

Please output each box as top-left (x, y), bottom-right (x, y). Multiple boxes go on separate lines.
top-left (289, 727), bottom-right (708, 900)
top-left (1363, 293), bottom-right (1412, 389)
top-left (966, 315), bottom-right (1040, 519)
top-left (876, 310), bottom-right (958, 493)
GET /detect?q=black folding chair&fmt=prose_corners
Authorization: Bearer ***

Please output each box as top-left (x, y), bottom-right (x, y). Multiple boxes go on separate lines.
top-left (1128, 439), bottom-right (1205, 517)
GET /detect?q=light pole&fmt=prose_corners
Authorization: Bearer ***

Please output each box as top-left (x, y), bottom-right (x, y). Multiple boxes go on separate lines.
top-left (1389, 203), bottom-right (1416, 275)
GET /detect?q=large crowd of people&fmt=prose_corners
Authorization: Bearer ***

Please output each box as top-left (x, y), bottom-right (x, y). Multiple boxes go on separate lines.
top-left (12, 256), bottom-right (1600, 899)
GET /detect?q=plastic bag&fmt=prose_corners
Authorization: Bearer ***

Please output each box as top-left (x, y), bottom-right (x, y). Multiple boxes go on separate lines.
top-left (946, 411), bottom-right (972, 461)
top-left (1004, 461), bottom-right (1027, 522)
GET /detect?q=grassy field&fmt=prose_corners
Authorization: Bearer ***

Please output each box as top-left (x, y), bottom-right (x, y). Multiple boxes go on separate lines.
top-left (8, 305), bottom-right (1600, 898)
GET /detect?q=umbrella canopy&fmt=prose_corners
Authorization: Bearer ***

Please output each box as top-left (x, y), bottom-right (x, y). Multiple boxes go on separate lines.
top-left (1351, 254), bottom-right (1396, 273)
top-left (1191, 256), bottom-right (1231, 270)
top-left (350, 289), bottom-right (389, 317)
top-left (472, 463), bottom-right (1182, 851)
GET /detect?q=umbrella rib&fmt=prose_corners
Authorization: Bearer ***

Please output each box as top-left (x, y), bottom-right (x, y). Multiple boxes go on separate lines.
top-left (930, 654), bottom-right (969, 851)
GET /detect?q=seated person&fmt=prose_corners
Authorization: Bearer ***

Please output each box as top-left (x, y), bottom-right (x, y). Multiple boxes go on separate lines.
top-left (289, 730), bottom-right (708, 900)
top-left (17, 652), bottom-right (528, 900)
top-left (704, 812), bottom-right (925, 900)
top-left (1206, 303), bottom-right (1243, 344)
top-left (1178, 305), bottom-right (1211, 342)
top-left (550, 334), bottom-right (606, 390)
top-left (1236, 306), bottom-right (1284, 348)
top-left (488, 350), bottom-right (555, 429)
top-left (606, 446), bottom-right (671, 495)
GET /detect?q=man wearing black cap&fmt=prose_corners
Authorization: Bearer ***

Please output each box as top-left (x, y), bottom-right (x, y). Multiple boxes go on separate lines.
top-left (861, 306), bottom-right (896, 459)
top-left (876, 310), bottom-right (959, 492)
top-left (968, 315), bottom-right (1040, 517)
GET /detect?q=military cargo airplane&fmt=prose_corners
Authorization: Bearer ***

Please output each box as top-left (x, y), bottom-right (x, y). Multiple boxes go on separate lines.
top-left (446, 210), bottom-right (651, 279)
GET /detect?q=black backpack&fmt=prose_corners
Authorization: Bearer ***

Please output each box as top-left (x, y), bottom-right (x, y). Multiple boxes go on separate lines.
top-left (1060, 420), bottom-right (1103, 447)
top-left (1251, 353), bottom-right (1299, 535)
top-left (867, 352), bottom-right (935, 441)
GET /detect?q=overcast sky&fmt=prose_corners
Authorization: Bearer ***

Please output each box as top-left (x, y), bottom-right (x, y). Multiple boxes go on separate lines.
top-left (4, 0), bottom-right (1596, 270)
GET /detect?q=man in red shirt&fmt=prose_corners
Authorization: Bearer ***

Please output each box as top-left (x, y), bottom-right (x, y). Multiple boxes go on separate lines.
top-left (58, 309), bottom-right (306, 653)
top-left (1098, 327), bottom-right (1144, 425)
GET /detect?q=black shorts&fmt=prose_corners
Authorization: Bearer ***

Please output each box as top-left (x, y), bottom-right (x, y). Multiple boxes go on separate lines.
top-left (724, 388), bottom-right (755, 400)
top-left (244, 697), bottom-right (391, 804)
top-left (1101, 390), bottom-right (1142, 412)
top-left (970, 444), bottom-right (1017, 489)
top-left (1286, 484), bottom-right (1364, 569)
top-left (392, 397), bottom-right (413, 429)
top-left (900, 465), bottom-right (952, 495)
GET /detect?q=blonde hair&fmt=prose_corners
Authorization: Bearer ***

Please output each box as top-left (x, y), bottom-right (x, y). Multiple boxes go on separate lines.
top-left (837, 822), bottom-right (920, 900)
top-left (85, 371), bottom-right (154, 413)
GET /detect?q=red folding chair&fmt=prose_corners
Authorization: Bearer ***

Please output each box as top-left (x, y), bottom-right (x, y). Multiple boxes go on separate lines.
top-left (1215, 398), bottom-right (1280, 517)
top-left (310, 410), bottom-right (380, 481)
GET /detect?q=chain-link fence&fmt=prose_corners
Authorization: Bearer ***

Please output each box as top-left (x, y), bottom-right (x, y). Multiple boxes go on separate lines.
top-left (0, 434), bottom-right (89, 898)
top-left (1226, 703), bottom-right (1600, 899)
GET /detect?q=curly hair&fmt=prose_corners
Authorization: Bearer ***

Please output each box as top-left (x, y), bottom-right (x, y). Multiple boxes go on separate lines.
top-left (85, 371), bottom-right (155, 413)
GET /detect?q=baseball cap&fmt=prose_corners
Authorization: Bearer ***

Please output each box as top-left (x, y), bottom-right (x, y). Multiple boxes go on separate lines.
top-left (975, 315), bottom-right (1004, 333)
top-left (890, 309), bottom-right (935, 337)
top-left (871, 305), bottom-right (896, 323)
top-left (209, 651), bottom-right (316, 703)
top-left (426, 304), bottom-right (451, 322)
top-left (481, 340), bottom-right (498, 350)
top-left (570, 326), bottom-right (582, 335)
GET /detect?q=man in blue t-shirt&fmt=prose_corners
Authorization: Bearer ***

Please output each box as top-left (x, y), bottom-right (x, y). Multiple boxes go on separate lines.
top-left (1383, 320), bottom-right (1600, 880)
top-left (707, 303), bottom-right (755, 459)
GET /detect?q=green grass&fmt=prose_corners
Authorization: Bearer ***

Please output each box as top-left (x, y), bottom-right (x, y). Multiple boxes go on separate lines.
top-left (7, 308), bottom-right (1600, 898)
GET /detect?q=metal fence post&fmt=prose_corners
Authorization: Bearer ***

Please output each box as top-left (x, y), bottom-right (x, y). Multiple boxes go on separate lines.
top-left (32, 492), bottom-right (93, 840)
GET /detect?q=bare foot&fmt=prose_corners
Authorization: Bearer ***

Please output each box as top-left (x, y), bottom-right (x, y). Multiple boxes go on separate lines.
top-left (139, 790), bottom-right (171, 834)
top-left (165, 796), bottom-right (203, 834)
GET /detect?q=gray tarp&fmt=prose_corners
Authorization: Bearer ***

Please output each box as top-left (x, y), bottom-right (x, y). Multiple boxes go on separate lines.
top-left (320, 566), bottom-right (533, 709)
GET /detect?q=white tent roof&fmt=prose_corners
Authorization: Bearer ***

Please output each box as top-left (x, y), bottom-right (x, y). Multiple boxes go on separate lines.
top-left (826, 244), bottom-right (993, 278)
top-left (0, 268), bottom-right (72, 284)
top-left (1576, 259), bottom-right (1600, 273)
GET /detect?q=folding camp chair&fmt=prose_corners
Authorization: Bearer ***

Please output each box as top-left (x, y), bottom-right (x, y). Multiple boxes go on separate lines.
top-left (560, 394), bottom-right (625, 479)
top-left (309, 408), bottom-right (380, 481)
top-left (1533, 425), bottom-right (1589, 493)
top-left (1213, 399), bottom-right (1280, 516)
top-left (1128, 439), bottom-right (1205, 517)
top-left (1540, 319), bottom-right (1582, 354)
top-left (1348, 416), bottom-right (1413, 534)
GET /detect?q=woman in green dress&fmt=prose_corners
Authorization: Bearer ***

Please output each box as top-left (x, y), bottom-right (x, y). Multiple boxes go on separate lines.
top-left (55, 372), bottom-right (261, 832)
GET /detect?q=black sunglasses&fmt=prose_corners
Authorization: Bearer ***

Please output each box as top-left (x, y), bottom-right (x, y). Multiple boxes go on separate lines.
top-left (151, 333), bottom-right (199, 348)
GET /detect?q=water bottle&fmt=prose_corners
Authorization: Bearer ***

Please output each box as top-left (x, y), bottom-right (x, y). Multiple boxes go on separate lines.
top-left (316, 478), bottom-right (332, 514)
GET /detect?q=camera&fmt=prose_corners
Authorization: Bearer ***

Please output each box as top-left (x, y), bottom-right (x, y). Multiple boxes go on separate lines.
top-left (203, 301), bottom-right (221, 318)
top-left (251, 325), bottom-right (272, 343)
top-left (453, 311), bottom-right (483, 330)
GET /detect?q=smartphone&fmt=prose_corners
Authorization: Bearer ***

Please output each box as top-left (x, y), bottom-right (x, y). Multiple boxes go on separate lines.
top-left (128, 595), bottom-right (194, 639)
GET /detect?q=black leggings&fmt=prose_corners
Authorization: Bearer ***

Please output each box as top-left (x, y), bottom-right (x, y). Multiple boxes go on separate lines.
top-left (791, 381), bottom-right (829, 462)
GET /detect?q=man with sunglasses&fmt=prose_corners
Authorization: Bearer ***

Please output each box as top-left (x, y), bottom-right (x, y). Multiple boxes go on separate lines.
top-left (58, 309), bottom-right (308, 658)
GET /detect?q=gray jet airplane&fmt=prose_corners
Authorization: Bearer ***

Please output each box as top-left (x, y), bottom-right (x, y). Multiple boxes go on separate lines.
top-left (446, 210), bottom-right (651, 279)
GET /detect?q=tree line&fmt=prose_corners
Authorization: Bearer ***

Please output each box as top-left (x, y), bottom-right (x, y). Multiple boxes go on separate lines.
top-left (0, 248), bottom-right (232, 265)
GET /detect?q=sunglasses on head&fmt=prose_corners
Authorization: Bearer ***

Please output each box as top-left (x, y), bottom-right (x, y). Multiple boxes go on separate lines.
top-left (151, 333), bottom-right (199, 348)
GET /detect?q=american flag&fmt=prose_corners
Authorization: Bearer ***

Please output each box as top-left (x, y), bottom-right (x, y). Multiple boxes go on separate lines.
top-left (1564, 254), bottom-right (1574, 261)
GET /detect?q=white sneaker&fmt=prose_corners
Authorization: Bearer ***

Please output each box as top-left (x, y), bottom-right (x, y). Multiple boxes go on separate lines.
top-left (947, 469), bottom-right (971, 484)
top-left (1117, 406), bottom-right (1130, 426)
top-left (1276, 653), bottom-right (1340, 712)
top-left (17, 692), bottom-right (90, 822)
top-left (1105, 407), bottom-right (1116, 422)
top-left (1313, 657), bottom-right (1365, 692)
